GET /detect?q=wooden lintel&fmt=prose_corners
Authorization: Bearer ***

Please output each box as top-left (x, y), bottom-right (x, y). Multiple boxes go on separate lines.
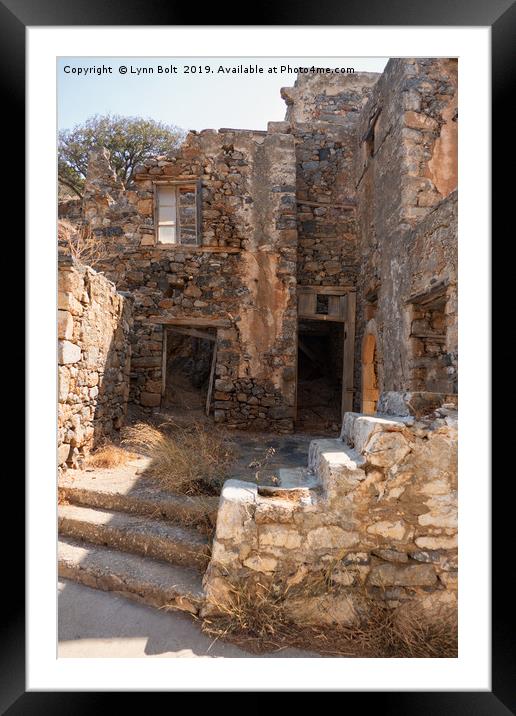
top-left (410, 333), bottom-right (446, 342)
top-left (149, 245), bottom-right (241, 254)
top-left (168, 326), bottom-right (217, 341)
top-left (149, 316), bottom-right (231, 328)
top-left (135, 174), bottom-right (200, 182)
top-left (298, 285), bottom-right (354, 296)
top-left (406, 282), bottom-right (449, 306)
top-left (298, 313), bottom-right (345, 323)
top-left (296, 199), bottom-right (356, 210)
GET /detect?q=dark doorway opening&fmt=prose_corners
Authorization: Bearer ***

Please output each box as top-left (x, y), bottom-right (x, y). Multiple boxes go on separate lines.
top-left (296, 320), bottom-right (344, 432)
top-left (162, 327), bottom-right (217, 418)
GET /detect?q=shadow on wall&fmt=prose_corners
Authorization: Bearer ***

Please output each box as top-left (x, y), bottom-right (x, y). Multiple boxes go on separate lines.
top-left (58, 254), bottom-right (133, 468)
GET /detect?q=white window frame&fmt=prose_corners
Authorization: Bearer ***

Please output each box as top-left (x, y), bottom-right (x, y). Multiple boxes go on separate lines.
top-left (154, 180), bottom-right (201, 246)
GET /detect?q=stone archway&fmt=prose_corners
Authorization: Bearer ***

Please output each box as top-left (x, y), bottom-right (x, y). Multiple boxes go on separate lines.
top-left (361, 322), bottom-right (379, 414)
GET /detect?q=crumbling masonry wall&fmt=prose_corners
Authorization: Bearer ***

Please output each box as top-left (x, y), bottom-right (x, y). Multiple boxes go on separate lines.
top-left (354, 59), bottom-right (458, 408)
top-left (58, 255), bottom-right (133, 467)
top-left (82, 130), bottom-right (298, 430)
top-left (274, 72), bottom-right (379, 288)
top-left (203, 405), bottom-right (457, 625)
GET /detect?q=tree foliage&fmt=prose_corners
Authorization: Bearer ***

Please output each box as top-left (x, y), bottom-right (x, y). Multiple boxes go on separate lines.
top-left (58, 115), bottom-right (185, 198)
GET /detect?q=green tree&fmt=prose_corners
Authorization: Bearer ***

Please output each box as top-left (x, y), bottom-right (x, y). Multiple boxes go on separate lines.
top-left (58, 114), bottom-right (185, 198)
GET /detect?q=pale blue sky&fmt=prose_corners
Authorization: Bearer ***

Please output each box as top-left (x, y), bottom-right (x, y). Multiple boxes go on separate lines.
top-left (58, 57), bottom-right (388, 132)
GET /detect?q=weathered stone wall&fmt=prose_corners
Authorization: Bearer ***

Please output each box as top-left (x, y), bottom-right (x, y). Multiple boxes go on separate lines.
top-left (282, 71), bottom-right (379, 125)
top-left (354, 59), bottom-right (458, 409)
top-left (66, 61), bottom-right (458, 429)
top-left (58, 255), bottom-right (133, 467)
top-left (290, 122), bottom-right (359, 287)
top-left (81, 130), bottom-right (298, 430)
top-left (274, 72), bottom-right (379, 289)
top-left (203, 403), bottom-right (458, 625)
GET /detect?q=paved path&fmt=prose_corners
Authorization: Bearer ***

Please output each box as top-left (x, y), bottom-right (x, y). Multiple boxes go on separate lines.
top-left (58, 580), bottom-right (318, 658)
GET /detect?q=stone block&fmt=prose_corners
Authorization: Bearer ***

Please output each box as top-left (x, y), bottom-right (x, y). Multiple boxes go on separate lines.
top-left (367, 520), bottom-right (413, 542)
top-left (415, 534), bottom-right (457, 550)
top-left (418, 493), bottom-right (457, 529)
top-left (58, 291), bottom-right (83, 316)
top-left (341, 413), bottom-right (409, 454)
top-left (215, 480), bottom-right (257, 542)
top-left (284, 594), bottom-right (359, 626)
top-left (243, 554), bottom-right (278, 573)
top-left (308, 439), bottom-right (366, 499)
top-left (368, 563), bottom-right (437, 587)
top-left (363, 431), bottom-right (411, 468)
top-left (258, 524), bottom-right (302, 550)
top-left (306, 526), bottom-right (359, 550)
top-left (137, 199), bottom-right (153, 215)
top-left (58, 310), bottom-right (74, 340)
top-left (140, 234), bottom-right (155, 246)
top-left (58, 442), bottom-right (71, 466)
top-left (371, 548), bottom-right (409, 563)
top-left (58, 366), bottom-right (70, 401)
top-left (58, 340), bottom-right (81, 365)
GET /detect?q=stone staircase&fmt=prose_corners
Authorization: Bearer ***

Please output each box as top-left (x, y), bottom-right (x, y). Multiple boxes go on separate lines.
top-left (58, 467), bottom-right (219, 615)
top-left (58, 412), bottom-right (419, 619)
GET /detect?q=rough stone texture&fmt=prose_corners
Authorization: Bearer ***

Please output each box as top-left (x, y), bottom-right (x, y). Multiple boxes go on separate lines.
top-left (279, 72), bottom-right (378, 288)
top-left (58, 460), bottom-right (219, 526)
top-left (65, 59), bottom-right (457, 428)
top-left (58, 538), bottom-right (204, 614)
top-left (81, 133), bottom-right (298, 431)
top-left (281, 71), bottom-right (379, 125)
top-left (58, 255), bottom-right (133, 467)
top-left (354, 58), bottom-right (457, 410)
top-left (58, 504), bottom-right (210, 569)
top-left (204, 407), bottom-right (457, 625)
top-left (57, 60), bottom-right (459, 630)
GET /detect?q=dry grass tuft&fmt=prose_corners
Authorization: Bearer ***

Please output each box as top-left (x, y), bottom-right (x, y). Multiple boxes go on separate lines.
top-left (122, 421), bottom-right (235, 495)
top-left (86, 443), bottom-right (137, 469)
top-left (202, 579), bottom-right (457, 658)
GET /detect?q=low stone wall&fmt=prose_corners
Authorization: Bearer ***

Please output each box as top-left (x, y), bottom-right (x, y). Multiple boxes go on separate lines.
top-left (58, 256), bottom-right (133, 468)
top-left (203, 399), bottom-right (457, 625)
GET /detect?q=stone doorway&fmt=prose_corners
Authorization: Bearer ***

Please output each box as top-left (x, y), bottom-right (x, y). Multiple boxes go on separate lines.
top-left (295, 320), bottom-right (344, 431)
top-left (161, 326), bottom-right (217, 418)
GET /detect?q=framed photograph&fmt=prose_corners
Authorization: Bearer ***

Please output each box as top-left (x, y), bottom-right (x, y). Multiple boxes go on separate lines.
top-left (6, 0), bottom-right (506, 708)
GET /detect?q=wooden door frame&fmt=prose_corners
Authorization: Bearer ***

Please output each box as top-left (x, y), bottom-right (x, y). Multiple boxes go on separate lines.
top-left (295, 287), bottom-right (356, 422)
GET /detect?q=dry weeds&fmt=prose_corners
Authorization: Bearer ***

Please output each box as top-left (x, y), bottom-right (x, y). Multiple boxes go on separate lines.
top-left (58, 220), bottom-right (111, 269)
top-left (122, 421), bottom-right (235, 495)
top-left (86, 443), bottom-right (137, 469)
top-left (201, 578), bottom-right (458, 658)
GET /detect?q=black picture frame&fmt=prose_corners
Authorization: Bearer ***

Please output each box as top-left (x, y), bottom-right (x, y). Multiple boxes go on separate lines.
top-left (6, 0), bottom-right (507, 710)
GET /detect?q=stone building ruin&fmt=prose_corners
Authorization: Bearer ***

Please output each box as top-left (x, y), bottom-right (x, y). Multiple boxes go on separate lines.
top-left (58, 58), bottom-right (458, 627)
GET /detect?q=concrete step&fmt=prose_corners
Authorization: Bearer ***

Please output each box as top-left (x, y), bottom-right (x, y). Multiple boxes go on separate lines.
top-left (58, 537), bottom-right (204, 614)
top-left (58, 468), bottom-right (219, 528)
top-left (257, 467), bottom-right (321, 498)
top-left (308, 438), bottom-right (367, 500)
top-left (58, 504), bottom-right (211, 570)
